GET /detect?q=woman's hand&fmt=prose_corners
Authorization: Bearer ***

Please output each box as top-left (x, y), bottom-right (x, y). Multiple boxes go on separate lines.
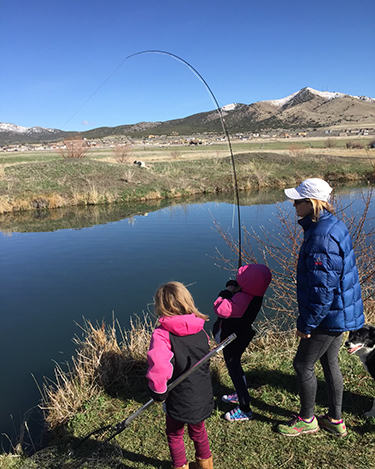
top-left (296, 330), bottom-right (311, 339)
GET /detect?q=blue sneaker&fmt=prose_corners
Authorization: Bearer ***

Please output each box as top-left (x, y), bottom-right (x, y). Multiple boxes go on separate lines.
top-left (224, 406), bottom-right (253, 421)
top-left (222, 393), bottom-right (239, 404)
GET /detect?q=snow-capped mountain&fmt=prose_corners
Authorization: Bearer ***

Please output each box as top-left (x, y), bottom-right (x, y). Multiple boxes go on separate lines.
top-left (263, 87), bottom-right (375, 108)
top-left (209, 87), bottom-right (375, 132)
top-left (221, 103), bottom-right (241, 112)
top-left (0, 123), bottom-right (76, 144)
top-left (0, 123), bottom-right (62, 135)
top-left (1, 87), bottom-right (374, 143)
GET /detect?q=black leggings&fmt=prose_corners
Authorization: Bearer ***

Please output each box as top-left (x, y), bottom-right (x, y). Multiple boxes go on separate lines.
top-left (223, 330), bottom-right (254, 412)
top-left (293, 330), bottom-right (343, 420)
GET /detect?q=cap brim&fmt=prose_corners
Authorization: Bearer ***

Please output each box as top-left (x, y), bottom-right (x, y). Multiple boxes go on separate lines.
top-left (284, 188), bottom-right (304, 200)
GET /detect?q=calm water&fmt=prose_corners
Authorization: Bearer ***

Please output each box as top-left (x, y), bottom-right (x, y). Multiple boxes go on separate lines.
top-left (0, 186), bottom-right (372, 447)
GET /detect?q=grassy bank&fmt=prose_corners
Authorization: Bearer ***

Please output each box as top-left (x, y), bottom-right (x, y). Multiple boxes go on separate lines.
top-left (0, 149), bottom-right (374, 214)
top-left (3, 309), bottom-right (374, 469)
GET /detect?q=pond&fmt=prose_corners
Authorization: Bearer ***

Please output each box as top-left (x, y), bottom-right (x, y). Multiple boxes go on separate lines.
top-left (0, 186), bottom-right (372, 448)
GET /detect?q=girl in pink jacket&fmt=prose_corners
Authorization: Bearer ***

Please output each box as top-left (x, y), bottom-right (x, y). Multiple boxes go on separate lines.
top-left (147, 282), bottom-right (214, 469)
top-left (214, 264), bottom-right (272, 422)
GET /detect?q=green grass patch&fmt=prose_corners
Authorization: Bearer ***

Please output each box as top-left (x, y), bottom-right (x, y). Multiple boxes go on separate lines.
top-left (0, 150), bottom-right (374, 214)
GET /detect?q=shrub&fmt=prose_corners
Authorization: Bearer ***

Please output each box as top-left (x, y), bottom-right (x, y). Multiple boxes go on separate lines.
top-left (112, 143), bottom-right (132, 164)
top-left (170, 151), bottom-right (181, 160)
top-left (57, 137), bottom-right (88, 159)
top-left (346, 141), bottom-right (365, 149)
top-left (288, 145), bottom-right (307, 157)
top-left (325, 138), bottom-right (336, 149)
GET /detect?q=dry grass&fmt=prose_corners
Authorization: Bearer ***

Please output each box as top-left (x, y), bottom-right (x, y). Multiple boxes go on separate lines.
top-left (0, 196), bottom-right (13, 214)
top-left (139, 190), bottom-right (163, 201)
top-left (41, 314), bottom-right (155, 429)
top-left (0, 194), bottom-right (67, 214)
top-left (120, 169), bottom-right (135, 183)
top-left (70, 186), bottom-right (106, 206)
top-left (45, 193), bottom-right (65, 209)
top-left (86, 185), bottom-right (99, 205)
top-left (364, 299), bottom-right (375, 324)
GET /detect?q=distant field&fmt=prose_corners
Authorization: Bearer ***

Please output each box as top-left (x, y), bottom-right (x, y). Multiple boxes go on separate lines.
top-left (0, 136), bottom-right (373, 166)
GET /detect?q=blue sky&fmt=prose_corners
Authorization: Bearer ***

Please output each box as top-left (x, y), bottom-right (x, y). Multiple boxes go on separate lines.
top-left (1, 0), bottom-right (374, 131)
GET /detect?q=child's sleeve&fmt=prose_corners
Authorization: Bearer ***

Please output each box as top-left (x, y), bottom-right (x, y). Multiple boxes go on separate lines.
top-left (146, 327), bottom-right (174, 401)
top-left (214, 291), bottom-right (252, 318)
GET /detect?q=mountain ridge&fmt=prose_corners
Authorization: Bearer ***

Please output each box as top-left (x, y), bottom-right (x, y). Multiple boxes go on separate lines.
top-left (2, 87), bottom-right (375, 144)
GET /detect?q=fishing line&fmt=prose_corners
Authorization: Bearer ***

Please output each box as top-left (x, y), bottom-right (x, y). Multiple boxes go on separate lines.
top-left (63, 49), bottom-right (242, 268)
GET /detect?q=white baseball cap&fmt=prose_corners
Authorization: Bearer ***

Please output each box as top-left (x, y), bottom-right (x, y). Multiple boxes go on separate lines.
top-left (284, 178), bottom-right (333, 202)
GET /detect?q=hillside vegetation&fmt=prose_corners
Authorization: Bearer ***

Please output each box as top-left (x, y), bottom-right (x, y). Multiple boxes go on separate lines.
top-left (1, 144), bottom-right (374, 215)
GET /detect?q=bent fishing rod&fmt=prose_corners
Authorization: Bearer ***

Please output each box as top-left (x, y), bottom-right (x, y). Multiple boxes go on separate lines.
top-left (69, 332), bottom-right (236, 462)
top-left (63, 50), bottom-right (243, 269)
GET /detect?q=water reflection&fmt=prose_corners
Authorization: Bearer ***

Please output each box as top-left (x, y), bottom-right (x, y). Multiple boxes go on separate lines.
top-left (0, 189), bottom-right (286, 234)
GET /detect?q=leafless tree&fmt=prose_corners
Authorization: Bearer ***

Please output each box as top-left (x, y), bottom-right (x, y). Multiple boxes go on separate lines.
top-left (325, 138), bottom-right (336, 149)
top-left (113, 143), bottom-right (132, 164)
top-left (57, 137), bottom-right (88, 159)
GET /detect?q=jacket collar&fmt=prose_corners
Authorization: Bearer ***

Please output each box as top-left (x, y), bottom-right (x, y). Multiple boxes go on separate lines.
top-left (298, 210), bottom-right (331, 232)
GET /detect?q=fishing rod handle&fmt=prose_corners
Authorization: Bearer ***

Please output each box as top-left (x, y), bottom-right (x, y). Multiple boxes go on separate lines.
top-left (118, 398), bottom-right (155, 430)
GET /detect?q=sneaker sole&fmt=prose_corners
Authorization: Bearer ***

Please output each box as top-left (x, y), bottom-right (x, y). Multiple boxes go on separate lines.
top-left (277, 426), bottom-right (319, 437)
top-left (225, 416), bottom-right (253, 422)
top-left (222, 398), bottom-right (239, 404)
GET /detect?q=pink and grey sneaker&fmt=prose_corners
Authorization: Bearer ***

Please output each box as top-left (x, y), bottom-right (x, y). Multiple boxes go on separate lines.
top-left (224, 406), bottom-right (254, 421)
top-left (277, 414), bottom-right (319, 436)
top-left (222, 393), bottom-right (239, 404)
top-left (318, 414), bottom-right (347, 437)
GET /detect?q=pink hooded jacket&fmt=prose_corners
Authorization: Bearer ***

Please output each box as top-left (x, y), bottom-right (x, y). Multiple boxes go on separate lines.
top-left (146, 314), bottom-right (209, 394)
top-left (214, 264), bottom-right (272, 319)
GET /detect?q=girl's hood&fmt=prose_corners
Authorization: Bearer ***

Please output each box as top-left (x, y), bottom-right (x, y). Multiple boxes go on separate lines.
top-left (237, 264), bottom-right (272, 296)
top-left (159, 313), bottom-right (205, 336)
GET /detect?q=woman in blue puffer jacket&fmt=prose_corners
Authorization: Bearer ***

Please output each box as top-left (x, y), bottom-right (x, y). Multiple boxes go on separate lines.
top-left (277, 178), bottom-right (365, 438)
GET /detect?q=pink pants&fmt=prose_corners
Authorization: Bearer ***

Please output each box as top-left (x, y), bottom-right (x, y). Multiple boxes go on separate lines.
top-left (165, 415), bottom-right (211, 467)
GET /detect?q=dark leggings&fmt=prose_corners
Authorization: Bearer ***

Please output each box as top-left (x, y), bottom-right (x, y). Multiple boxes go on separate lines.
top-left (223, 332), bottom-right (253, 412)
top-left (293, 330), bottom-right (344, 420)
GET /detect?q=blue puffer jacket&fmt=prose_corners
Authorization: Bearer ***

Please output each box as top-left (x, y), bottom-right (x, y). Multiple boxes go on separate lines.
top-left (296, 210), bottom-right (364, 334)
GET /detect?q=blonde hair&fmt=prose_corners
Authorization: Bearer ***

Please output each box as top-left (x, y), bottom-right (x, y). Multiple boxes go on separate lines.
top-left (309, 199), bottom-right (335, 222)
top-left (154, 281), bottom-right (209, 321)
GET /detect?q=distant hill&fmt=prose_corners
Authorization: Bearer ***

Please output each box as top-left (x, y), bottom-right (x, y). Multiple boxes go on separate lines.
top-left (0, 123), bottom-right (77, 145)
top-left (2, 87), bottom-right (375, 144)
